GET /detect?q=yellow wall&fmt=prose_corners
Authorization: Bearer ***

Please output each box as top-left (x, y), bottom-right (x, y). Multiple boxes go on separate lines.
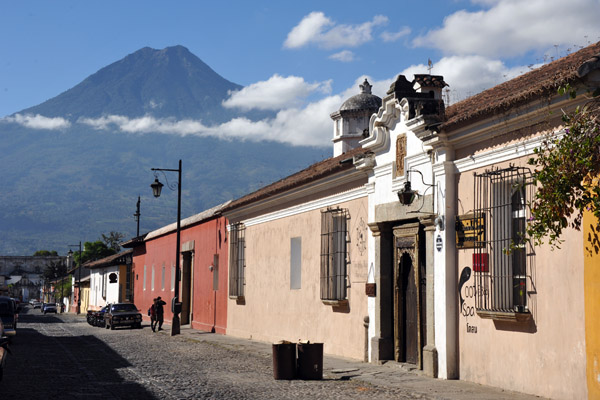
top-left (81, 287), bottom-right (90, 313)
top-left (584, 208), bottom-right (600, 399)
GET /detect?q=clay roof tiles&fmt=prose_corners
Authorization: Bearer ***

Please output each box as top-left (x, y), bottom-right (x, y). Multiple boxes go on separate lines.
top-left (222, 146), bottom-right (369, 212)
top-left (442, 41), bottom-right (600, 131)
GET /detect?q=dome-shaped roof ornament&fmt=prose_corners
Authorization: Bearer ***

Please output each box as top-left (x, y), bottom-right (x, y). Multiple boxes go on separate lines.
top-left (360, 79), bottom-right (372, 94)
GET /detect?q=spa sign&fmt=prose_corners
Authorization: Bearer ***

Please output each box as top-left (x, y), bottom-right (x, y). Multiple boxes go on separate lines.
top-left (455, 213), bottom-right (485, 249)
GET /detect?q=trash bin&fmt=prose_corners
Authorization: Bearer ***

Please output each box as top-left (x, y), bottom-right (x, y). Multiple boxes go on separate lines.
top-left (272, 342), bottom-right (296, 380)
top-left (297, 342), bottom-right (323, 380)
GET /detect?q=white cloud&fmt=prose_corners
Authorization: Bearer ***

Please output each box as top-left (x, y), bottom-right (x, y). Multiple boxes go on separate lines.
top-left (3, 114), bottom-right (71, 130)
top-left (329, 50), bottom-right (355, 62)
top-left (77, 101), bottom-right (340, 147)
top-left (284, 12), bottom-right (388, 49)
top-left (380, 27), bottom-right (411, 42)
top-left (400, 55), bottom-right (538, 103)
top-left (223, 74), bottom-right (331, 111)
top-left (413, 0), bottom-right (600, 57)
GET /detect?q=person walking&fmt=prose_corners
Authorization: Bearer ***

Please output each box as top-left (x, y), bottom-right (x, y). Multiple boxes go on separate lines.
top-left (155, 296), bottom-right (166, 331)
top-left (149, 298), bottom-right (157, 332)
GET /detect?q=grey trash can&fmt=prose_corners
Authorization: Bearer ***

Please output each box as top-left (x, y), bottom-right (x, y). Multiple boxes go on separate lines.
top-left (297, 342), bottom-right (323, 380)
top-left (272, 343), bottom-right (296, 380)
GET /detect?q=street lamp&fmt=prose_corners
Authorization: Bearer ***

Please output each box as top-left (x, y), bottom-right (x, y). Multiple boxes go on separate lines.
top-left (150, 159), bottom-right (182, 336)
top-left (67, 241), bottom-right (82, 314)
top-left (134, 196), bottom-right (141, 237)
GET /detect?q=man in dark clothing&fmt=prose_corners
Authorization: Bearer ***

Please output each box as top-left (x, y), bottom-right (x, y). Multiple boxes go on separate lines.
top-left (155, 296), bottom-right (166, 331)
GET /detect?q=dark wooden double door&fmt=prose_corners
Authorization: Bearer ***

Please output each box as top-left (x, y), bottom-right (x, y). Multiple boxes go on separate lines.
top-left (393, 227), bottom-right (426, 366)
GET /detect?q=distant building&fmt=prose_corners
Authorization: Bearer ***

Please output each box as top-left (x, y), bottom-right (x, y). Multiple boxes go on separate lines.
top-left (0, 256), bottom-right (65, 301)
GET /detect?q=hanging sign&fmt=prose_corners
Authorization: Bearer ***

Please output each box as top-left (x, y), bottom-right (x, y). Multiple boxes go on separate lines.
top-left (455, 213), bottom-right (486, 249)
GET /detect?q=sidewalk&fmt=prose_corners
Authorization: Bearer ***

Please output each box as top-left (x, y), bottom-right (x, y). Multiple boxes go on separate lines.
top-left (158, 324), bottom-right (544, 400)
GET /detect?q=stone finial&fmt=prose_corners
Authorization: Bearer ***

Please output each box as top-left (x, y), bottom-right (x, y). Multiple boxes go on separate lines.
top-left (360, 79), bottom-right (372, 94)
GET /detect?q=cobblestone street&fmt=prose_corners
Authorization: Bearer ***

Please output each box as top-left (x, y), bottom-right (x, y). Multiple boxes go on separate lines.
top-left (1, 307), bottom-right (543, 399)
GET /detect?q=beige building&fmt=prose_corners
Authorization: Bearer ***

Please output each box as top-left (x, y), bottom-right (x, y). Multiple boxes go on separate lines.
top-left (222, 82), bottom-right (382, 359)
top-left (223, 146), bottom-right (371, 359)
top-left (222, 42), bottom-right (600, 398)
top-left (430, 42), bottom-right (600, 398)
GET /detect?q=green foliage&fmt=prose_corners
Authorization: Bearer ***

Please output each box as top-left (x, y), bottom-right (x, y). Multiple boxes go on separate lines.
top-left (80, 241), bottom-right (116, 264)
top-left (43, 260), bottom-right (68, 281)
top-left (33, 250), bottom-right (58, 256)
top-left (53, 278), bottom-right (72, 300)
top-left (101, 231), bottom-right (125, 252)
top-left (527, 88), bottom-right (600, 248)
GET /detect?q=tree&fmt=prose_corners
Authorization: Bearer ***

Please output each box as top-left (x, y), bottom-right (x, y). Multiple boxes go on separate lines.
top-left (101, 231), bottom-right (125, 252)
top-left (43, 260), bottom-right (67, 282)
top-left (79, 241), bottom-right (116, 264)
top-left (527, 86), bottom-right (600, 248)
top-left (33, 250), bottom-right (58, 256)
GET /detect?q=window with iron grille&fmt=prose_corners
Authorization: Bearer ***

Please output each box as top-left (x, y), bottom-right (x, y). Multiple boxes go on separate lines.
top-left (320, 208), bottom-right (349, 301)
top-left (229, 223), bottom-right (246, 298)
top-left (473, 166), bottom-right (533, 314)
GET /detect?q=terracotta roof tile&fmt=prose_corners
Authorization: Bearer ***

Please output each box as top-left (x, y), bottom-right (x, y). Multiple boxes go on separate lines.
top-left (442, 41), bottom-right (600, 131)
top-left (223, 146), bottom-right (369, 212)
top-left (86, 249), bottom-right (133, 269)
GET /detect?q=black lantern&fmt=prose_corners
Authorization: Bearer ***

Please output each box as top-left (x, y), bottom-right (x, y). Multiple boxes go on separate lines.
top-left (150, 178), bottom-right (164, 198)
top-left (398, 181), bottom-right (417, 205)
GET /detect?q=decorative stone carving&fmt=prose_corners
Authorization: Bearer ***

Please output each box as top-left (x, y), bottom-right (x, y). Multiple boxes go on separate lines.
top-left (396, 134), bottom-right (407, 177)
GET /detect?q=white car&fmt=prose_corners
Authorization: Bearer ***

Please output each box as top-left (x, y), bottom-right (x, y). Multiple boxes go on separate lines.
top-left (42, 303), bottom-right (57, 314)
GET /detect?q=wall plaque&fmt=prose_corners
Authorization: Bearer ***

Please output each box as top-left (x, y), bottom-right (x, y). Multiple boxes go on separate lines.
top-left (396, 134), bottom-right (407, 177)
top-left (455, 213), bottom-right (486, 249)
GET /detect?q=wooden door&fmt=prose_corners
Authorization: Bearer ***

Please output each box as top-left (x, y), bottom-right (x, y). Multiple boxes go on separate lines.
top-left (402, 252), bottom-right (418, 364)
top-left (393, 226), bottom-right (422, 367)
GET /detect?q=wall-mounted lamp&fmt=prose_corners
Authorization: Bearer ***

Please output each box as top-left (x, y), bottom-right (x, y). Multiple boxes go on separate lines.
top-left (398, 181), bottom-right (417, 205)
top-left (397, 169), bottom-right (436, 208)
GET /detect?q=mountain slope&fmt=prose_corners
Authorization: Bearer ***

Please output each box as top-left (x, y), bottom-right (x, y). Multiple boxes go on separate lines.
top-left (0, 46), bottom-right (329, 255)
top-left (20, 46), bottom-right (245, 123)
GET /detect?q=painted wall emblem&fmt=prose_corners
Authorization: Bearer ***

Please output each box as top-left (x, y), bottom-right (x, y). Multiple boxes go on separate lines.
top-left (356, 217), bottom-right (367, 256)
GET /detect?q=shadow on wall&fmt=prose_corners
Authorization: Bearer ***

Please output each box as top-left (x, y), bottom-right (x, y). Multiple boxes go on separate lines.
top-left (493, 318), bottom-right (537, 334)
top-left (586, 223), bottom-right (600, 256)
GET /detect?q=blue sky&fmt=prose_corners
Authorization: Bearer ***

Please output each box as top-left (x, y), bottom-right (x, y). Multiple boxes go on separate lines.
top-left (2, 0), bottom-right (599, 146)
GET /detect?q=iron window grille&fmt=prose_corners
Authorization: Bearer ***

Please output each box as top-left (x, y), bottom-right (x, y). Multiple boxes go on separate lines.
top-left (320, 208), bottom-right (350, 301)
top-left (473, 166), bottom-right (533, 314)
top-left (229, 223), bottom-right (246, 298)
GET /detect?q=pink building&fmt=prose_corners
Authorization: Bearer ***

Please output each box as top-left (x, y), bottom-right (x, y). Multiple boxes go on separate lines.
top-left (124, 202), bottom-right (230, 333)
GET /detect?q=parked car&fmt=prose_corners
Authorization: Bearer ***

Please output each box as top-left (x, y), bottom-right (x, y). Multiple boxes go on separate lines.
top-left (89, 306), bottom-right (109, 327)
top-left (0, 296), bottom-right (17, 337)
top-left (11, 299), bottom-right (21, 313)
top-left (42, 303), bottom-right (57, 314)
top-left (104, 303), bottom-right (142, 330)
top-left (32, 301), bottom-right (42, 309)
top-left (0, 319), bottom-right (10, 381)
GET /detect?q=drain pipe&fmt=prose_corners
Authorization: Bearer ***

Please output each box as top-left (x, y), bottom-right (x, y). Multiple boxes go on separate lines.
top-left (363, 316), bottom-right (370, 363)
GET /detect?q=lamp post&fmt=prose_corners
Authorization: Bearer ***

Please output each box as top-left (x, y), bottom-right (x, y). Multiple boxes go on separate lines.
top-left (134, 196), bottom-right (141, 237)
top-left (67, 241), bottom-right (82, 314)
top-left (150, 159), bottom-right (182, 336)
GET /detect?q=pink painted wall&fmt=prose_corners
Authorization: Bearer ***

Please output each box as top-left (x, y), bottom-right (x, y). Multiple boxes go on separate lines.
top-left (132, 216), bottom-right (228, 333)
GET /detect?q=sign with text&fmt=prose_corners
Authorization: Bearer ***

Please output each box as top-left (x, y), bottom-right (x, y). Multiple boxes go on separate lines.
top-left (473, 253), bottom-right (489, 272)
top-left (455, 213), bottom-right (485, 249)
